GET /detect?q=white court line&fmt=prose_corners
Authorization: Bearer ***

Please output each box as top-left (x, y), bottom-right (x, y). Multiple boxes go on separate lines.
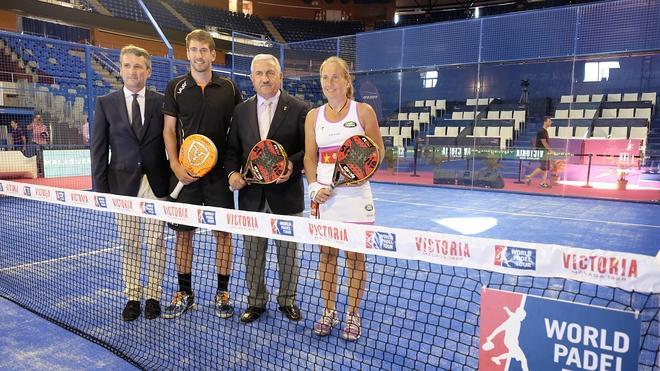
top-left (0, 235), bottom-right (177, 273)
top-left (374, 197), bottom-right (660, 229)
top-left (0, 245), bottom-right (122, 272)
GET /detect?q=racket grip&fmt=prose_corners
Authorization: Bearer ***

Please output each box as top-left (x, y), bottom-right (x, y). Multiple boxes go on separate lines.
top-left (170, 181), bottom-right (184, 200)
top-left (310, 200), bottom-right (320, 219)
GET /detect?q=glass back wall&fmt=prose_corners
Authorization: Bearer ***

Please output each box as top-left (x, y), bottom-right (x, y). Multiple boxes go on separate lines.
top-left (273, 0), bottom-right (660, 202)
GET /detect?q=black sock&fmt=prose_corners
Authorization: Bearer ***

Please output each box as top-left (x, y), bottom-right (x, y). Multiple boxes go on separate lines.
top-left (178, 273), bottom-right (192, 295)
top-left (217, 274), bottom-right (229, 293)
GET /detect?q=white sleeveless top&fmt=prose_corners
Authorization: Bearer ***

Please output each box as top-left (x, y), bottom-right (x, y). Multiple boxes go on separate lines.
top-left (314, 100), bottom-right (375, 223)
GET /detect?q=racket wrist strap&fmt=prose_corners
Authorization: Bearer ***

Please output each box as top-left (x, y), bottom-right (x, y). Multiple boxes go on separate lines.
top-left (308, 182), bottom-right (323, 201)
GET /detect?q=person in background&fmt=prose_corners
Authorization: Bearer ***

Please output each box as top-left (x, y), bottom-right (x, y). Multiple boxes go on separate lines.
top-left (28, 115), bottom-right (48, 146)
top-left (9, 120), bottom-right (26, 152)
top-left (27, 114), bottom-right (49, 175)
top-left (524, 116), bottom-right (554, 189)
top-left (81, 117), bottom-right (89, 145)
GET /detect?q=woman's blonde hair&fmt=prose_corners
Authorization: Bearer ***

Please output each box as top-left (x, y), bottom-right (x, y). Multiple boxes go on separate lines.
top-left (320, 56), bottom-right (354, 99)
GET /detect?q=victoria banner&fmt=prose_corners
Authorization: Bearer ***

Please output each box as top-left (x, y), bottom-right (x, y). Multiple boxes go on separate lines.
top-left (479, 288), bottom-right (640, 371)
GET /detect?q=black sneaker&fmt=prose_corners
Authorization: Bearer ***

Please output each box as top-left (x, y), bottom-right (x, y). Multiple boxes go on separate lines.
top-left (122, 300), bottom-right (141, 321)
top-left (215, 291), bottom-right (234, 319)
top-left (144, 299), bottom-right (161, 320)
top-left (162, 292), bottom-right (196, 319)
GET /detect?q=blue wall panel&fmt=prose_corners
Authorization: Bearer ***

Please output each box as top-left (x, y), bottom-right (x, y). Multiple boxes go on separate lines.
top-left (577, 0), bottom-right (660, 55)
top-left (402, 20), bottom-right (480, 68)
top-left (481, 7), bottom-right (577, 62)
top-left (355, 29), bottom-right (403, 71)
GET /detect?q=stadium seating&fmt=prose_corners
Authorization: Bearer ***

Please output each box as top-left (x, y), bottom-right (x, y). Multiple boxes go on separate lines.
top-left (550, 94), bottom-right (655, 141)
top-left (269, 17), bottom-right (364, 42)
top-left (95, 0), bottom-right (187, 31)
top-left (165, 0), bottom-right (271, 38)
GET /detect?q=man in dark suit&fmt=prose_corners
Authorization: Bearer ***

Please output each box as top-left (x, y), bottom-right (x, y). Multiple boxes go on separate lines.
top-left (226, 54), bottom-right (310, 323)
top-left (91, 45), bottom-right (170, 321)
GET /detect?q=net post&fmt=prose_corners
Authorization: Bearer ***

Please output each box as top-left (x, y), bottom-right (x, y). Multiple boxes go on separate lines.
top-left (582, 153), bottom-right (594, 188)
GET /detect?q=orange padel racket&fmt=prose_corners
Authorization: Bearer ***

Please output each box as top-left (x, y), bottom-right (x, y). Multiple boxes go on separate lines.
top-left (170, 134), bottom-right (218, 199)
top-left (242, 139), bottom-right (288, 185)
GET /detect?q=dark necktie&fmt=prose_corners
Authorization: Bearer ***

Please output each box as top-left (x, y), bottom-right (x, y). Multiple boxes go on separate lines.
top-left (131, 93), bottom-right (142, 135)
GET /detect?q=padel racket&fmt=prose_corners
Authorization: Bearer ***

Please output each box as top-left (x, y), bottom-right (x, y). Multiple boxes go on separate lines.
top-left (241, 139), bottom-right (288, 185)
top-left (329, 135), bottom-right (380, 189)
top-left (310, 135), bottom-right (380, 218)
top-left (170, 134), bottom-right (217, 199)
top-left (482, 340), bottom-right (495, 351)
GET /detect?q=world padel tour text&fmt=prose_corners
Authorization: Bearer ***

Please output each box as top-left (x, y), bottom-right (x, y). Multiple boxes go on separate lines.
top-left (545, 318), bottom-right (629, 370)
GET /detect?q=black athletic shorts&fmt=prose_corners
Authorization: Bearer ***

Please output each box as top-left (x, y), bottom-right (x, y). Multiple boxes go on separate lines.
top-left (168, 172), bottom-right (234, 231)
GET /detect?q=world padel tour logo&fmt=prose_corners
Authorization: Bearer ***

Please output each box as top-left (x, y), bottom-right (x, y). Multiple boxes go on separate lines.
top-left (198, 209), bottom-right (216, 225)
top-left (226, 212), bottom-right (259, 231)
top-left (140, 202), bottom-right (156, 215)
top-left (55, 191), bottom-right (66, 202)
top-left (271, 219), bottom-right (294, 236)
top-left (94, 195), bottom-right (107, 208)
top-left (23, 186), bottom-right (31, 196)
top-left (308, 222), bottom-right (349, 244)
top-left (415, 236), bottom-right (470, 261)
top-left (0, 183), bottom-right (4, 192)
top-left (479, 288), bottom-right (640, 371)
top-left (494, 245), bottom-right (536, 270)
top-left (365, 231), bottom-right (396, 252)
top-left (562, 252), bottom-right (638, 280)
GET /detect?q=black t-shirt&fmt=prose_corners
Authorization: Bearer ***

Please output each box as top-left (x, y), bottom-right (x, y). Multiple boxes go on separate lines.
top-left (9, 126), bottom-right (25, 145)
top-left (163, 72), bottom-right (243, 162)
top-left (535, 127), bottom-right (549, 149)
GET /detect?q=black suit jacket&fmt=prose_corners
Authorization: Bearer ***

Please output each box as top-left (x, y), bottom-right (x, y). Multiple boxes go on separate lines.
top-left (225, 91), bottom-right (310, 215)
top-left (91, 89), bottom-right (170, 198)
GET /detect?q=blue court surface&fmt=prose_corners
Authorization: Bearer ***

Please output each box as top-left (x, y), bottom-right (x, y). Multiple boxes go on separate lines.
top-left (0, 182), bottom-right (658, 370)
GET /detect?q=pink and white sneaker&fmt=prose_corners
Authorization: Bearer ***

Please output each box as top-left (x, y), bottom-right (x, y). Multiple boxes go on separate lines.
top-left (313, 309), bottom-right (339, 336)
top-left (341, 312), bottom-right (361, 341)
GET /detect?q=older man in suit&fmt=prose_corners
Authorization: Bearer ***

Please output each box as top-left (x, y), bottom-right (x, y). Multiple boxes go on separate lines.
top-left (91, 45), bottom-right (171, 321)
top-left (226, 54), bottom-right (310, 323)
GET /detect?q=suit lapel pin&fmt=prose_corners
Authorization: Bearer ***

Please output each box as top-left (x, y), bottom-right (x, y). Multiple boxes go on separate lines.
top-left (283, 106), bottom-right (287, 111)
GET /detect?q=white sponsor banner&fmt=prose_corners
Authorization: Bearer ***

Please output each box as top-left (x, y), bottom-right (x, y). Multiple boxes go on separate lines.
top-left (1, 180), bottom-right (658, 293)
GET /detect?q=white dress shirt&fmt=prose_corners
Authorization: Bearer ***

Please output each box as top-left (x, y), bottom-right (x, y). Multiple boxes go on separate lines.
top-left (257, 90), bottom-right (281, 139)
top-left (123, 86), bottom-right (146, 125)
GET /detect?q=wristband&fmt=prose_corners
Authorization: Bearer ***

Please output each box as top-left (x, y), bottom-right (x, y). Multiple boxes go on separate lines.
top-left (308, 182), bottom-right (323, 201)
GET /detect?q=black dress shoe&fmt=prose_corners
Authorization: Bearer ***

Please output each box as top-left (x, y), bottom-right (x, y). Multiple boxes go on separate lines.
top-left (240, 306), bottom-right (266, 323)
top-left (144, 299), bottom-right (161, 320)
top-left (278, 304), bottom-right (301, 321)
top-left (122, 300), bottom-right (141, 321)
